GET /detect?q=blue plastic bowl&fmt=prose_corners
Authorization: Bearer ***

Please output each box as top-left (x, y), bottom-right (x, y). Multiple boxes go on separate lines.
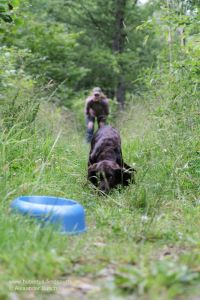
top-left (10, 196), bottom-right (86, 235)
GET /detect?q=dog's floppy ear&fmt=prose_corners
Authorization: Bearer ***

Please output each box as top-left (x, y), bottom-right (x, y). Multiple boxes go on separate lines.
top-left (88, 164), bottom-right (98, 186)
top-left (110, 162), bottom-right (121, 171)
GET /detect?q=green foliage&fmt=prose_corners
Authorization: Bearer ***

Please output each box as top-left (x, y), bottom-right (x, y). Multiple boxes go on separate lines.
top-left (1, 0), bottom-right (159, 104)
top-left (0, 0), bottom-right (13, 23)
top-left (6, 19), bottom-right (88, 83)
top-left (0, 46), bottom-right (39, 128)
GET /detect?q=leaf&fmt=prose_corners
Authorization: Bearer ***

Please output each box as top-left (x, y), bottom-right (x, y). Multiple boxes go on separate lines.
top-left (0, 12), bottom-right (12, 23)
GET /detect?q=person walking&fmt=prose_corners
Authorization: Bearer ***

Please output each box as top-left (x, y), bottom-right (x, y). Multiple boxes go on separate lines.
top-left (84, 87), bottom-right (109, 143)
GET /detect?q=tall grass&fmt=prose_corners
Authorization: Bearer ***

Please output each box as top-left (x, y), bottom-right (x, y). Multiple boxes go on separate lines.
top-left (0, 71), bottom-right (199, 299)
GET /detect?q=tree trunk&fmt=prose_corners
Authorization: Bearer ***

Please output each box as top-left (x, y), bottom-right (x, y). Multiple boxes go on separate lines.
top-left (180, 27), bottom-right (186, 46)
top-left (112, 0), bottom-right (127, 109)
top-left (116, 75), bottom-right (125, 110)
top-left (167, 0), bottom-right (173, 73)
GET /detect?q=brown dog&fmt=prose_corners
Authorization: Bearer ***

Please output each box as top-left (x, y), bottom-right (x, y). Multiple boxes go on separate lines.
top-left (88, 125), bottom-right (135, 193)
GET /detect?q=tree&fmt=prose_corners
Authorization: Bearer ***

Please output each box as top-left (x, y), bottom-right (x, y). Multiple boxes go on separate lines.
top-left (112, 0), bottom-right (127, 108)
top-left (2, 0), bottom-right (159, 108)
top-left (48, 0), bottom-right (155, 107)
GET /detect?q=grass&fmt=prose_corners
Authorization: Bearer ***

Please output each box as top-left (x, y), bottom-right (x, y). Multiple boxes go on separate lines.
top-left (0, 77), bottom-right (200, 299)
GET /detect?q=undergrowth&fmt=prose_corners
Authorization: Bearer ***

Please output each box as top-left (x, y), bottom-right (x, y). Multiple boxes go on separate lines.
top-left (0, 69), bottom-right (199, 299)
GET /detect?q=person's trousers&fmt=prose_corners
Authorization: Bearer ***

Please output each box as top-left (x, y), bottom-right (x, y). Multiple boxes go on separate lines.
top-left (85, 115), bottom-right (95, 143)
top-left (85, 115), bottom-right (107, 143)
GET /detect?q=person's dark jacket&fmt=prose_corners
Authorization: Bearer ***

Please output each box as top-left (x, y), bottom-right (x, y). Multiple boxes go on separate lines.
top-left (85, 96), bottom-right (109, 118)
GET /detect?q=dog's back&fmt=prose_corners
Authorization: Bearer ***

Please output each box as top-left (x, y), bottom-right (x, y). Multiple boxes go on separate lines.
top-left (87, 125), bottom-right (135, 193)
top-left (89, 125), bottom-right (122, 165)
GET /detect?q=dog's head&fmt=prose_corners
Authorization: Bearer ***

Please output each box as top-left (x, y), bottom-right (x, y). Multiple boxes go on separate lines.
top-left (88, 160), bottom-right (135, 193)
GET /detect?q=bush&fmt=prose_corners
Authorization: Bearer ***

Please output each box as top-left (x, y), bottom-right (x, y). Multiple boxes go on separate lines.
top-left (0, 46), bottom-right (39, 129)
